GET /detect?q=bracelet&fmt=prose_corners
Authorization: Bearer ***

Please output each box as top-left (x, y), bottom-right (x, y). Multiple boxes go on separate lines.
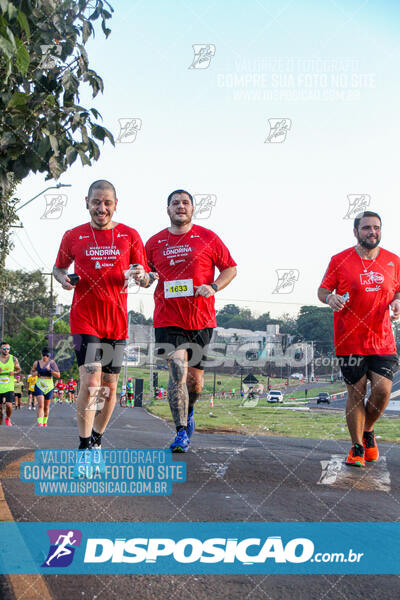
top-left (326, 293), bottom-right (333, 305)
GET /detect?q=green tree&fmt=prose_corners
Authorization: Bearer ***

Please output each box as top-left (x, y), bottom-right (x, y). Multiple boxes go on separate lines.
top-left (3, 269), bottom-right (51, 337)
top-left (0, 0), bottom-right (114, 197)
top-left (296, 305), bottom-right (334, 353)
top-left (9, 314), bottom-right (71, 373)
top-left (0, 0), bottom-right (114, 336)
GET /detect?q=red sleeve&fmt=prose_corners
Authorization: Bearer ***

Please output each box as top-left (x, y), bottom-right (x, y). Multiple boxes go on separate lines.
top-left (55, 230), bottom-right (74, 269)
top-left (130, 230), bottom-right (150, 272)
top-left (145, 239), bottom-right (155, 271)
top-left (395, 256), bottom-right (400, 293)
top-left (212, 234), bottom-right (237, 272)
top-left (320, 256), bottom-right (338, 290)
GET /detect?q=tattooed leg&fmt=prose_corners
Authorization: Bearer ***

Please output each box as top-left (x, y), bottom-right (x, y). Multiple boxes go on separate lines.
top-left (187, 367), bottom-right (204, 414)
top-left (92, 371), bottom-right (120, 434)
top-left (76, 363), bottom-right (102, 437)
top-left (167, 350), bottom-right (189, 428)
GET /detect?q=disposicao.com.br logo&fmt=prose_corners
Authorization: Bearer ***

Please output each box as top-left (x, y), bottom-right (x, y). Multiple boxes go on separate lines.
top-left (84, 535), bottom-right (321, 564)
top-left (0, 522), bottom-right (391, 575)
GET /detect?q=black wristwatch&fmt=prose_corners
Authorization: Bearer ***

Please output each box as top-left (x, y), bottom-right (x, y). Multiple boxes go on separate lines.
top-left (210, 283), bottom-right (218, 292)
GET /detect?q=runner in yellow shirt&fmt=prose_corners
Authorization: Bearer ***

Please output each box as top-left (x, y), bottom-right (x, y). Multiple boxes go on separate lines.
top-left (27, 373), bottom-right (38, 410)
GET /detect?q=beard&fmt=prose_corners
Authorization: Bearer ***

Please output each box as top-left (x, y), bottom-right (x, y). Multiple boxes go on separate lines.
top-left (356, 232), bottom-right (380, 249)
top-left (169, 213), bottom-right (192, 226)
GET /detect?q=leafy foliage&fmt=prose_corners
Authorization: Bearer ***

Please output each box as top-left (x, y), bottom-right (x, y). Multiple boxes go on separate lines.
top-left (2, 269), bottom-right (51, 337)
top-left (0, 0), bottom-right (114, 197)
top-left (216, 303), bottom-right (334, 352)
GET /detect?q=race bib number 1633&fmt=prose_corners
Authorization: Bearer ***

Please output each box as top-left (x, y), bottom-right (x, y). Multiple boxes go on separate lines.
top-left (164, 279), bottom-right (194, 298)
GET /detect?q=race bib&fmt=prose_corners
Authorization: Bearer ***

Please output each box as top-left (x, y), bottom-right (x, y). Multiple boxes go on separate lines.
top-left (164, 279), bottom-right (194, 298)
top-left (0, 375), bottom-right (10, 384)
top-left (36, 378), bottom-right (54, 395)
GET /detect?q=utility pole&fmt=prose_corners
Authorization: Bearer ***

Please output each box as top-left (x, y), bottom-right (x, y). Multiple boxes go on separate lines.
top-left (149, 329), bottom-right (154, 398)
top-left (310, 340), bottom-right (315, 381)
top-left (305, 344), bottom-right (308, 382)
top-left (43, 273), bottom-right (54, 355)
top-left (0, 302), bottom-right (4, 342)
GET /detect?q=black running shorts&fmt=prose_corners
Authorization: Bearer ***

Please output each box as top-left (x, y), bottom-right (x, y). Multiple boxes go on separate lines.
top-left (337, 354), bottom-right (398, 385)
top-left (72, 334), bottom-right (126, 374)
top-left (0, 391), bottom-right (15, 403)
top-left (155, 326), bottom-right (213, 370)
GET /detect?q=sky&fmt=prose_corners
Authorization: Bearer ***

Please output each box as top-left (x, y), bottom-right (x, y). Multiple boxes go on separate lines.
top-left (7, 0), bottom-right (400, 321)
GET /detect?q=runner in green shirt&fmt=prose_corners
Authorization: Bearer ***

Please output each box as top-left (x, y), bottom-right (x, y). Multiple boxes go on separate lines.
top-left (0, 341), bottom-right (21, 426)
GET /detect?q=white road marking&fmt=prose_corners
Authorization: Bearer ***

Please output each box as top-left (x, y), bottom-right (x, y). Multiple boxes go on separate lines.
top-left (318, 455), bottom-right (391, 491)
top-left (197, 448), bottom-right (246, 479)
top-left (0, 447), bottom-right (32, 451)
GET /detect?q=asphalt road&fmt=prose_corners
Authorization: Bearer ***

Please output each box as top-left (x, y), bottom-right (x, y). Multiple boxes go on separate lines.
top-left (0, 402), bottom-right (399, 600)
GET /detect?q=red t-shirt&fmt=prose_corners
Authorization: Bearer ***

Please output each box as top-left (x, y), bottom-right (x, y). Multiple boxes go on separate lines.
top-left (55, 223), bottom-right (148, 339)
top-left (145, 224), bottom-right (237, 330)
top-left (320, 246), bottom-right (400, 355)
top-left (56, 381), bottom-right (66, 391)
top-left (66, 380), bottom-right (77, 392)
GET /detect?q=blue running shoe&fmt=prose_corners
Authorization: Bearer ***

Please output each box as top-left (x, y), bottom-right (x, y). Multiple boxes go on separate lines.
top-left (186, 409), bottom-right (195, 440)
top-left (170, 429), bottom-right (190, 453)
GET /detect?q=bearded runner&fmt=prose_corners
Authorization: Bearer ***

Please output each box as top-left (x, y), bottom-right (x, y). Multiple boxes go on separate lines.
top-left (146, 189), bottom-right (237, 453)
top-left (318, 210), bottom-right (400, 467)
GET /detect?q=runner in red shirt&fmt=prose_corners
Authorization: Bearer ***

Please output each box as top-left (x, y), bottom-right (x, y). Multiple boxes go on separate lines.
top-left (55, 378), bottom-right (66, 403)
top-left (53, 180), bottom-right (152, 452)
top-left (66, 378), bottom-right (77, 403)
top-left (146, 189), bottom-right (237, 452)
top-left (318, 211), bottom-right (400, 467)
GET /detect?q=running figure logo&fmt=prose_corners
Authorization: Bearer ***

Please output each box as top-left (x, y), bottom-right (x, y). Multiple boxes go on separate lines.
top-left (188, 44), bottom-right (216, 69)
top-left (264, 119), bottom-right (292, 143)
top-left (193, 194), bottom-right (217, 220)
top-left (116, 118), bottom-right (142, 143)
top-left (42, 529), bottom-right (82, 567)
top-left (273, 269), bottom-right (299, 294)
top-left (41, 194), bottom-right (68, 220)
top-left (86, 386), bottom-right (110, 411)
top-left (343, 194), bottom-right (371, 219)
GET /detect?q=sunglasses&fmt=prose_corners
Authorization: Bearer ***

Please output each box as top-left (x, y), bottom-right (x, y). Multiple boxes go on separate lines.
top-left (1, 346), bottom-right (10, 351)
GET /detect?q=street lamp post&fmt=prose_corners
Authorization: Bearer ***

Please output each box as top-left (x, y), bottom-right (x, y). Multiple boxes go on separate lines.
top-left (16, 183), bottom-right (72, 212)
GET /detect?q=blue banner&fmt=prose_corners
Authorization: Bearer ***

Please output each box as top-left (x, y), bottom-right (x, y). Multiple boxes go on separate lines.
top-left (0, 522), bottom-right (398, 574)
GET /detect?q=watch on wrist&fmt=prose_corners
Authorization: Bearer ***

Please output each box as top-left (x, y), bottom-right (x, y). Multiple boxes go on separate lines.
top-left (210, 283), bottom-right (218, 292)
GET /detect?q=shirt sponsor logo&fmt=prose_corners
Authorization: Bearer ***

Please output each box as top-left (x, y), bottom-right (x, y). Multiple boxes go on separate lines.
top-left (387, 261), bottom-right (394, 266)
top-left (360, 271), bottom-right (384, 285)
top-left (169, 259), bottom-right (185, 266)
top-left (117, 233), bottom-right (128, 237)
top-left (163, 244), bottom-right (192, 257)
top-left (79, 235), bottom-right (89, 239)
top-left (86, 248), bottom-right (121, 257)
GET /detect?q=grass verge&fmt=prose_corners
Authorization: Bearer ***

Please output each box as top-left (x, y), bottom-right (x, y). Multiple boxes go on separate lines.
top-left (146, 398), bottom-right (400, 443)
